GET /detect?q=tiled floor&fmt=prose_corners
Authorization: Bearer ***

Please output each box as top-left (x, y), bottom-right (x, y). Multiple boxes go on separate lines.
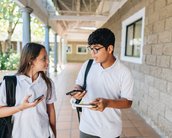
top-left (50, 63), bottom-right (161, 138)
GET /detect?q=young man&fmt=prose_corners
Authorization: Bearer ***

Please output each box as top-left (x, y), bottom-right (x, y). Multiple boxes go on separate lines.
top-left (72, 28), bottom-right (134, 138)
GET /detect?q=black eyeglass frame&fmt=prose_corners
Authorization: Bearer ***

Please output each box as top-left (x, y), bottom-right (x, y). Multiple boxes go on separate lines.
top-left (87, 46), bottom-right (105, 54)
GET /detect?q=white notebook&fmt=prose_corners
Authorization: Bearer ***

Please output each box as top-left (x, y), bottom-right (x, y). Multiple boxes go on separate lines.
top-left (70, 98), bottom-right (97, 108)
top-left (73, 103), bottom-right (97, 108)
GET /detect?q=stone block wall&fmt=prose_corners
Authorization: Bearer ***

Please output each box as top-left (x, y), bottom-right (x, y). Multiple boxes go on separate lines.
top-left (103, 0), bottom-right (172, 137)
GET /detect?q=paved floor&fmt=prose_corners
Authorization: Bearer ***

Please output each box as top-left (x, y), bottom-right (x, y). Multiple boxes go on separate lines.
top-left (50, 63), bottom-right (160, 138)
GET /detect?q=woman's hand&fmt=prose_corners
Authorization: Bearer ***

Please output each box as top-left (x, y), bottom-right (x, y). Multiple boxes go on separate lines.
top-left (18, 95), bottom-right (44, 111)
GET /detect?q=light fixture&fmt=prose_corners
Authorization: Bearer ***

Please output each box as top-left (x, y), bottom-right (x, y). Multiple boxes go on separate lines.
top-left (79, 26), bottom-right (97, 30)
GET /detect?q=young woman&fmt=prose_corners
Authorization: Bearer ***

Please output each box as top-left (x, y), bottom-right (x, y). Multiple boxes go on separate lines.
top-left (0, 43), bottom-right (56, 138)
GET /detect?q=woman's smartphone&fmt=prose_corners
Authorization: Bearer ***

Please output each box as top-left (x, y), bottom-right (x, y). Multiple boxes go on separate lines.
top-left (34, 94), bottom-right (44, 101)
top-left (66, 90), bottom-right (84, 95)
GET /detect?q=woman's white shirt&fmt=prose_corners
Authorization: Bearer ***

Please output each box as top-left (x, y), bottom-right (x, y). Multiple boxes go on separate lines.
top-left (0, 74), bottom-right (57, 138)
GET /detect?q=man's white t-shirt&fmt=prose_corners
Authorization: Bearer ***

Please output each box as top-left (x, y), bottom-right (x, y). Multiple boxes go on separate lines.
top-left (0, 74), bottom-right (56, 138)
top-left (76, 58), bottom-right (134, 138)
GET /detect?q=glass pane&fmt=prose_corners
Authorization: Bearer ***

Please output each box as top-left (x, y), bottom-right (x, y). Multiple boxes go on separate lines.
top-left (133, 20), bottom-right (142, 57)
top-left (78, 47), bottom-right (87, 53)
top-left (126, 25), bottom-right (133, 56)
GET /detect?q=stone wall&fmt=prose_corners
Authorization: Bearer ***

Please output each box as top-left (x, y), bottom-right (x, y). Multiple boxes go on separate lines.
top-left (103, 0), bottom-right (172, 137)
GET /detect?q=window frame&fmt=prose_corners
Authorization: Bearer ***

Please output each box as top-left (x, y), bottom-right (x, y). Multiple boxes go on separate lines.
top-left (76, 45), bottom-right (88, 54)
top-left (121, 8), bottom-right (145, 64)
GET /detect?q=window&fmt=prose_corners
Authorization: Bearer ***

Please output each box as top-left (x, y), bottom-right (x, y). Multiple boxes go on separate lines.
top-left (76, 45), bottom-right (88, 54)
top-left (66, 45), bottom-right (72, 54)
top-left (121, 8), bottom-right (145, 64)
top-left (125, 19), bottom-right (142, 57)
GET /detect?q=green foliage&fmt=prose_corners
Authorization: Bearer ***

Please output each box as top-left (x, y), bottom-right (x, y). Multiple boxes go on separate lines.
top-left (0, 0), bottom-right (21, 45)
top-left (31, 17), bottom-right (45, 42)
top-left (0, 0), bottom-right (46, 43)
top-left (0, 0), bottom-right (21, 21)
top-left (0, 51), bottom-right (20, 70)
top-left (0, 53), bottom-right (8, 69)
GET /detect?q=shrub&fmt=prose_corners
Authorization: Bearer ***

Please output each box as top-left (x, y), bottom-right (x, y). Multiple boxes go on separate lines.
top-left (0, 51), bottom-right (20, 70)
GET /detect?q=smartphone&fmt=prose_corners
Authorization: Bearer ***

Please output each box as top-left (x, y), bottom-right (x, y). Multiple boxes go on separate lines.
top-left (66, 90), bottom-right (84, 95)
top-left (34, 94), bottom-right (44, 102)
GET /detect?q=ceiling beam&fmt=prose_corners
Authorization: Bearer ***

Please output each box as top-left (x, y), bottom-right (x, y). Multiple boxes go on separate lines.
top-left (82, 0), bottom-right (89, 12)
top-left (76, 0), bottom-right (80, 15)
top-left (58, 0), bottom-right (71, 11)
top-left (50, 15), bottom-right (107, 21)
top-left (57, 10), bottom-right (96, 15)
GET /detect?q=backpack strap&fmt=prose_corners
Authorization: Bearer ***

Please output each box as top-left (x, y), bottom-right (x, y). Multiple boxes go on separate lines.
top-left (76, 59), bottom-right (93, 122)
top-left (82, 59), bottom-right (93, 90)
top-left (3, 76), bottom-right (17, 106)
top-left (0, 76), bottom-right (17, 138)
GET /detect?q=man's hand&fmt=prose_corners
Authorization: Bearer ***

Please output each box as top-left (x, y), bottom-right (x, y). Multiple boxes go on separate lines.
top-left (90, 98), bottom-right (108, 112)
top-left (90, 98), bottom-right (132, 111)
top-left (71, 90), bottom-right (87, 100)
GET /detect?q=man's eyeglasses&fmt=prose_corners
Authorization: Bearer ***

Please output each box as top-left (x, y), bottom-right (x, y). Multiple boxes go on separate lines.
top-left (87, 46), bottom-right (105, 54)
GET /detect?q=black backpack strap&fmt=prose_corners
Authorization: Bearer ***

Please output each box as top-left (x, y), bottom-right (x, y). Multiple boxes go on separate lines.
top-left (3, 76), bottom-right (17, 106)
top-left (76, 59), bottom-right (93, 122)
top-left (0, 76), bottom-right (17, 138)
top-left (82, 59), bottom-right (93, 90)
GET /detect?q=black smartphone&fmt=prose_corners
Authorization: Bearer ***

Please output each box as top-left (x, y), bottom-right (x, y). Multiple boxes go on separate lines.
top-left (34, 94), bottom-right (44, 101)
top-left (66, 90), bottom-right (84, 95)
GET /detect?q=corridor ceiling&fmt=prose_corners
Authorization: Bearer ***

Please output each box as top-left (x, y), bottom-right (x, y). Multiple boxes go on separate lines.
top-left (50, 0), bottom-right (127, 41)
top-left (15, 0), bottom-right (127, 41)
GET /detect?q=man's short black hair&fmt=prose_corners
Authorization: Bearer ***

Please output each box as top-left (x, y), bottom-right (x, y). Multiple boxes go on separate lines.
top-left (88, 28), bottom-right (115, 48)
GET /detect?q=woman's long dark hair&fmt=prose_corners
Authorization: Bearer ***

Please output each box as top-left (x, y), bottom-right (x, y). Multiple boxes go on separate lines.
top-left (17, 42), bottom-right (52, 99)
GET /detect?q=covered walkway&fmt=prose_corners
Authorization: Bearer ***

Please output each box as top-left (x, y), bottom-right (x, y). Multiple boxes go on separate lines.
top-left (50, 63), bottom-right (160, 138)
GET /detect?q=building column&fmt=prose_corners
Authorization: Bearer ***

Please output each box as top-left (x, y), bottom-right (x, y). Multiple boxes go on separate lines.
top-left (17, 41), bottom-right (21, 54)
top-left (54, 33), bottom-right (58, 72)
top-left (62, 35), bottom-right (67, 65)
top-left (44, 25), bottom-right (50, 56)
top-left (58, 37), bottom-right (62, 66)
top-left (21, 6), bottom-right (33, 47)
